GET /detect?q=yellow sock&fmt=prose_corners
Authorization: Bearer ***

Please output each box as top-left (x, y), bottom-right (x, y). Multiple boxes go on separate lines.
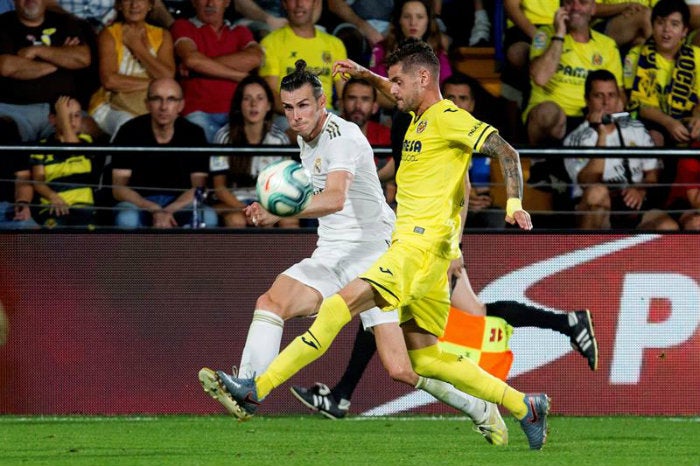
top-left (256, 294), bottom-right (352, 399)
top-left (408, 344), bottom-right (528, 418)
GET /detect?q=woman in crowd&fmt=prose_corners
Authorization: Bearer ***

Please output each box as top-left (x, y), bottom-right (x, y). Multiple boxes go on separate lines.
top-left (89, 0), bottom-right (175, 138)
top-left (369, 0), bottom-right (452, 85)
top-left (211, 74), bottom-right (296, 228)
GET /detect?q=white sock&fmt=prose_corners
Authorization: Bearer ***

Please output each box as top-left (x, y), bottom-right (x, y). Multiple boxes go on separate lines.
top-left (416, 376), bottom-right (488, 422)
top-left (238, 310), bottom-right (284, 379)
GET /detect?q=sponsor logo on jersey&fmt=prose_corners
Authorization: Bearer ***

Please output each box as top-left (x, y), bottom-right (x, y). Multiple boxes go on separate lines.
top-left (402, 139), bottom-right (422, 153)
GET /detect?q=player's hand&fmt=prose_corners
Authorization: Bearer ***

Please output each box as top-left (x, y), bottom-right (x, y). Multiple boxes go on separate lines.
top-left (506, 209), bottom-right (533, 230)
top-left (333, 59), bottom-right (367, 80)
top-left (245, 202), bottom-right (279, 227)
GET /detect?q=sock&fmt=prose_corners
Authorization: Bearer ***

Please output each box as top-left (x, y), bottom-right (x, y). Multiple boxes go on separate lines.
top-left (416, 376), bottom-right (488, 422)
top-left (256, 294), bottom-right (352, 399)
top-left (332, 322), bottom-right (377, 401)
top-left (409, 344), bottom-right (528, 419)
top-left (486, 301), bottom-right (570, 335)
top-left (238, 310), bottom-right (284, 379)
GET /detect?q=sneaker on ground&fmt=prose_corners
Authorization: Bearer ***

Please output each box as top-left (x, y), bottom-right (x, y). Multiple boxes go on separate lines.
top-left (198, 367), bottom-right (259, 420)
top-left (473, 402), bottom-right (509, 446)
top-left (290, 383), bottom-right (350, 420)
top-left (569, 309), bottom-right (599, 371)
top-left (518, 393), bottom-right (550, 450)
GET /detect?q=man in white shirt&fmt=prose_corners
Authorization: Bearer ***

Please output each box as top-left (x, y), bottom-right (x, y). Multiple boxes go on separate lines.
top-left (563, 69), bottom-right (678, 230)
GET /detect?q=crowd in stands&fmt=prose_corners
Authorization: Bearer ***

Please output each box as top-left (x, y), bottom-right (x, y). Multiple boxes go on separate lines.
top-left (1, 0), bottom-right (700, 230)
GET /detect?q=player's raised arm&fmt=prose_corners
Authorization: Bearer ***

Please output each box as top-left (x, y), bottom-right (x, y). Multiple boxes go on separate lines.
top-left (333, 59), bottom-right (395, 104)
top-left (480, 132), bottom-right (533, 230)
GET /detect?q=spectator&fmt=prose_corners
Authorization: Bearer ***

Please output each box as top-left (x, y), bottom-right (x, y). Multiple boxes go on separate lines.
top-left (88, 0), bottom-right (175, 139)
top-left (0, 0), bottom-right (93, 142)
top-left (171, 0), bottom-right (263, 142)
top-left (233, 0), bottom-right (322, 41)
top-left (30, 96), bottom-right (99, 228)
top-left (210, 74), bottom-right (294, 228)
top-left (624, 0), bottom-right (700, 147)
top-left (563, 70), bottom-right (677, 230)
top-left (665, 157), bottom-right (700, 229)
top-left (501, 0), bottom-right (557, 109)
top-left (339, 76), bottom-right (394, 203)
top-left (0, 116), bottom-right (37, 229)
top-left (525, 0), bottom-right (623, 145)
top-left (339, 77), bottom-right (390, 146)
top-left (111, 77), bottom-right (217, 228)
top-left (259, 0), bottom-right (347, 117)
top-left (326, 0), bottom-right (393, 65)
top-left (369, 0), bottom-right (451, 86)
top-left (45, 0), bottom-right (174, 31)
top-left (592, 0), bottom-right (652, 52)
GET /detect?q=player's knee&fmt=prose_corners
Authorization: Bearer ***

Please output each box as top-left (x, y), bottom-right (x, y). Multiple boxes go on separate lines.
top-left (255, 293), bottom-right (287, 319)
top-left (408, 350), bottom-right (439, 379)
top-left (384, 363), bottom-right (416, 385)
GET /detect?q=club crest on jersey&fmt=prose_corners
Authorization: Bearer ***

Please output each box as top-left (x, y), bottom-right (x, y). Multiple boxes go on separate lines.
top-left (416, 120), bottom-right (428, 134)
top-left (314, 157), bottom-right (322, 174)
top-left (592, 53), bottom-right (603, 66)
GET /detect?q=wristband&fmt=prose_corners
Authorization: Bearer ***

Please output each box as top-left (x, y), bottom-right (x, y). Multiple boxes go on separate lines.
top-left (506, 198), bottom-right (523, 218)
top-left (551, 36), bottom-right (565, 42)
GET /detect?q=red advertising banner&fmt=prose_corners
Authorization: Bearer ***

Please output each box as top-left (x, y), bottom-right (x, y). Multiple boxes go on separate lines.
top-left (0, 233), bottom-right (698, 416)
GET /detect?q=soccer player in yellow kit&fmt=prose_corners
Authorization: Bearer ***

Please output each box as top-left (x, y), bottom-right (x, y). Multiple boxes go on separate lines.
top-left (210, 39), bottom-right (550, 450)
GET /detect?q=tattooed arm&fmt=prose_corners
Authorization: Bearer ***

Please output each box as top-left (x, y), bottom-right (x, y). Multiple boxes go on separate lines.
top-left (480, 132), bottom-right (533, 230)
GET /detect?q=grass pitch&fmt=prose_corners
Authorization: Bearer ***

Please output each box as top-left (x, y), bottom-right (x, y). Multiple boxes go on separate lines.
top-left (1, 415), bottom-right (698, 465)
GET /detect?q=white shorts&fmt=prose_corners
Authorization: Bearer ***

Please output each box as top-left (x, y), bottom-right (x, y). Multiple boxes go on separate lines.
top-left (282, 238), bottom-right (399, 330)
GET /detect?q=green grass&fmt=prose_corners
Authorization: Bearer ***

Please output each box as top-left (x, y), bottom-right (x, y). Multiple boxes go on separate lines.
top-left (0, 415), bottom-right (698, 465)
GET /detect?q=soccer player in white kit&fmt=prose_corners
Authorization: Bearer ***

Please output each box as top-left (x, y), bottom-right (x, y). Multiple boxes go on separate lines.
top-left (199, 59), bottom-right (507, 444)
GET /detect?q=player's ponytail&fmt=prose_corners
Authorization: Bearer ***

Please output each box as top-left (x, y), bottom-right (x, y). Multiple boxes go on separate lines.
top-left (281, 59), bottom-right (324, 98)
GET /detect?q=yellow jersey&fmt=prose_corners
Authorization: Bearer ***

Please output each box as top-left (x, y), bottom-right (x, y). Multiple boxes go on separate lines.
top-left (260, 25), bottom-right (347, 110)
top-left (394, 99), bottom-right (496, 259)
top-left (525, 26), bottom-right (623, 119)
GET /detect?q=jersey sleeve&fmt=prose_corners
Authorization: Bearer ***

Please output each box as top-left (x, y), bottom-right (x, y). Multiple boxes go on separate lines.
top-left (440, 107), bottom-right (497, 154)
top-left (530, 25), bottom-right (554, 60)
top-left (324, 123), bottom-right (364, 176)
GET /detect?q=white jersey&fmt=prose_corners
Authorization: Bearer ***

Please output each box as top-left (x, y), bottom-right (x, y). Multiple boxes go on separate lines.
top-left (563, 118), bottom-right (658, 198)
top-left (298, 113), bottom-right (395, 242)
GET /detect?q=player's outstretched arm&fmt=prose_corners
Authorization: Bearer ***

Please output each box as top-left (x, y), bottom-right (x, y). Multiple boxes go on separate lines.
top-left (480, 132), bottom-right (533, 230)
top-left (333, 59), bottom-right (395, 104)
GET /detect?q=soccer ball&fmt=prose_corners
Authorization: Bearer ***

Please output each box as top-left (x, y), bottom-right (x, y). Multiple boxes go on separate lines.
top-left (256, 160), bottom-right (313, 217)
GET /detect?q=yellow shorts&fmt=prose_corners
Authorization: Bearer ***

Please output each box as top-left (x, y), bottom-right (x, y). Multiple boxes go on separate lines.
top-left (360, 240), bottom-right (451, 337)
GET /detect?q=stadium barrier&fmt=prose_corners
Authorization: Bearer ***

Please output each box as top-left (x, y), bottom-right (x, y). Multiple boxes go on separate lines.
top-left (2, 145), bottom-right (699, 228)
top-left (1, 231), bottom-right (698, 416)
